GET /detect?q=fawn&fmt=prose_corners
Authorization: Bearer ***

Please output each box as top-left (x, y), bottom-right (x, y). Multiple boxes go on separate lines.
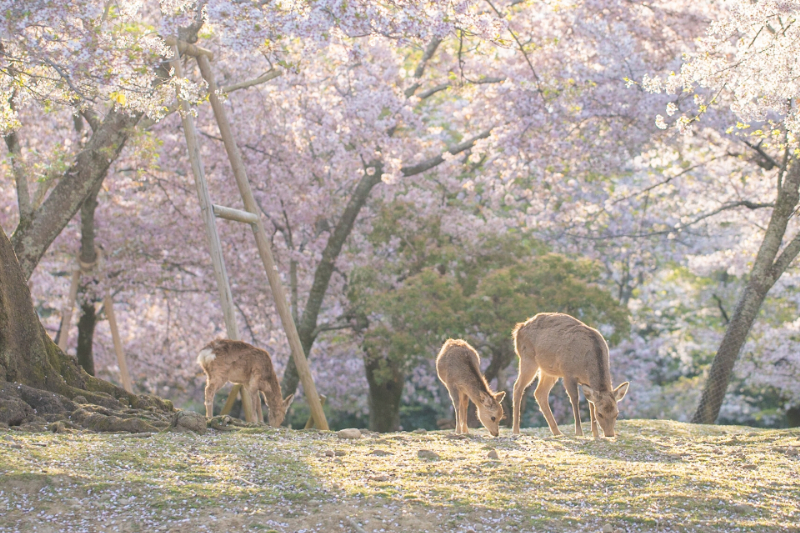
top-left (197, 339), bottom-right (294, 426)
top-left (512, 313), bottom-right (629, 437)
top-left (436, 339), bottom-right (506, 437)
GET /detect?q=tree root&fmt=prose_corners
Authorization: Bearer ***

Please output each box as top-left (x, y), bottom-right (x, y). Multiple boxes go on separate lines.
top-left (0, 381), bottom-right (176, 433)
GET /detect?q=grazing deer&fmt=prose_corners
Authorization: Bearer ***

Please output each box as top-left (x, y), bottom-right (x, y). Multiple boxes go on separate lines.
top-left (436, 339), bottom-right (506, 437)
top-left (512, 313), bottom-right (629, 438)
top-left (197, 339), bottom-right (294, 426)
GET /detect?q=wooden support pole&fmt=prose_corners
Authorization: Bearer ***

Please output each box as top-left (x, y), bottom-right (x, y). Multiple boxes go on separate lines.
top-left (213, 204), bottom-right (259, 224)
top-left (304, 395), bottom-right (327, 429)
top-left (170, 45), bottom-right (254, 423)
top-left (196, 53), bottom-right (329, 431)
top-left (103, 294), bottom-right (133, 393)
top-left (57, 267), bottom-right (81, 351)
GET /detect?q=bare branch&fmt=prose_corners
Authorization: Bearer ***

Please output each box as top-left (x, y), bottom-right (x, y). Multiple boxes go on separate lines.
top-left (418, 83), bottom-right (450, 100)
top-left (770, 231), bottom-right (800, 283)
top-left (220, 69), bottom-right (283, 93)
top-left (568, 200), bottom-right (775, 241)
top-left (742, 139), bottom-right (782, 171)
top-left (405, 38), bottom-right (442, 97)
top-left (4, 130), bottom-right (32, 222)
top-left (401, 129), bottom-right (492, 177)
top-left (80, 108), bottom-right (102, 131)
top-left (417, 77), bottom-right (506, 101)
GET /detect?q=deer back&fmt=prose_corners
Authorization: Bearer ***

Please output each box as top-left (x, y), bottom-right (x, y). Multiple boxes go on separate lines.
top-left (513, 313), bottom-right (612, 392)
top-left (197, 339), bottom-right (280, 391)
top-left (436, 339), bottom-right (493, 397)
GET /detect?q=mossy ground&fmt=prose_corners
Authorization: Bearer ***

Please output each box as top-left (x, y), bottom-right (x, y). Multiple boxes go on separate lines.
top-left (0, 420), bottom-right (798, 533)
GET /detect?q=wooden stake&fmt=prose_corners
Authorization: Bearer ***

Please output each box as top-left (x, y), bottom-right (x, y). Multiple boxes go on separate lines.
top-left (304, 395), bottom-right (327, 429)
top-left (57, 267), bottom-right (80, 351)
top-left (196, 54), bottom-right (329, 431)
top-left (103, 294), bottom-right (133, 393)
top-left (170, 45), bottom-right (254, 423)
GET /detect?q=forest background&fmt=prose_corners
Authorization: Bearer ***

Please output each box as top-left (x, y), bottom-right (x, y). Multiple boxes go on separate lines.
top-left (2, 0), bottom-right (799, 433)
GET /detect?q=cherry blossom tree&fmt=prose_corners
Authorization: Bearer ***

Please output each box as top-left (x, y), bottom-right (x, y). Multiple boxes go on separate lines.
top-left (639, 0), bottom-right (800, 424)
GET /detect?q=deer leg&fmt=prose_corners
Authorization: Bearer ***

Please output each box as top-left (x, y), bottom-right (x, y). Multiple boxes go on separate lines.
top-left (446, 386), bottom-right (461, 433)
top-left (512, 357), bottom-right (539, 434)
top-left (589, 401), bottom-right (599, 438)
top-left (534, 373), bottom-right (562, 436)
top-left (204, 376), bottom-right (224, 418)
top-left (240, 385), bottom-right (256, 423)
top-left (252, 388), bottom-right (263, 425)
top-left (564, 377), bottom-right (583, 436)
top-left (458, 391), bottom-right (470, 434)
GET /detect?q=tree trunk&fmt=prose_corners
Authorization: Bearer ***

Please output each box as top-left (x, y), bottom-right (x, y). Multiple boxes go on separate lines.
top-left (11, 109), bottom-right (140, 280)
top-left (76, 302), bottom-right (96, 376)
top-left (0, 225), bottom-right (168, 411)
top-left (280, 131), bottom-right (493, 398)
top-left (281, 170), bottom-right (383, 395)
top-left (786, 406), bottom-right (800, 428)
top-left (364, 351), bottom-right (404, 432)
top-left (692, 160), bottom-right (800, 424)
top-left (75, 182), bottom-right (102, 376)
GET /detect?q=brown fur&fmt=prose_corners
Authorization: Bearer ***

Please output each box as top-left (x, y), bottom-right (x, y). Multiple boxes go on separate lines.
top-left (197, 339), bottom-right (294, 426)
top-left (511, 313), bottom-right (629, 437)
top-left (436, 339), bottom-right (505, 437)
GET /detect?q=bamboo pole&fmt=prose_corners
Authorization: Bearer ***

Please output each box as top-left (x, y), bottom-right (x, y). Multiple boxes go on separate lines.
top-left (196, 54), bottom-right (329, 430)
top-left (103, 294), bottom-right (133, 393)
top-left (57, 266), bottom-right (81, 351)
top-left (170, 45), bottom-right (254, 423)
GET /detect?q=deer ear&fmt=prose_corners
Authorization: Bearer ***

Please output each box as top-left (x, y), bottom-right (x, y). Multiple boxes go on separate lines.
top-left (581, 385), bottom-right (598, 404)
top-left (614, 382), bottom-right (630, 402)
top-left (283, 393), bottom-right (295, 409)
top-left (495, 391), bottom-right (506, 403)
top-left (479, 391), bottom-right (493, 407)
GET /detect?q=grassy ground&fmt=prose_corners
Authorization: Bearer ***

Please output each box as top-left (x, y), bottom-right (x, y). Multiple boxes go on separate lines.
top-left (0, 420), bottom-right (798, 533)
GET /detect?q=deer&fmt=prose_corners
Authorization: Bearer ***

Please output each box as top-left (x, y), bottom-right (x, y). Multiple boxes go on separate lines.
top-left (197, 339), bottom-right (294, 426)
top-left (436, 339), bottom-right (506, 437)
top-left (511, 313), bottom-right (629, 438)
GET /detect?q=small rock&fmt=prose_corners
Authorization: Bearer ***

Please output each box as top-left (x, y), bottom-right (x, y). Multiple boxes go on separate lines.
top-left (417, 449), bottom-right (440, 460)
top-left (733, 503), bottom-right (753, 514)
top-left (787, 447), bottom-right (798, 456)
top-left (487, 449), bottom-right (500, 460)
top-left (337, 428), bottom-right (362, 440)
top-left (413, 428), bottom-right (427, 434)
top-left (602, 524), bottom-right (614, 533)
top-left (72, 396), bottom-right (88, 404)
top-left (172, 411), bottom-right (206, 434)
top-left (368, 474), bottom-right (391, 482)
top-left (324, 450), bottom-right (335, 457)
top-left (742, 464), bottom-right (757, 470)
top-left (370, 449), bottom-right (393, 456)
top-left (49, 421), bottom-right (65, 433)
top-left (445, 433), bottom-right (467, 440)
top-left (334, 450), bottom-right (347, 457)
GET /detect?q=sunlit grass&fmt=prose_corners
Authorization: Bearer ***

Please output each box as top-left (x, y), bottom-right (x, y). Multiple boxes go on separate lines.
top-left (0, 420), bottom-right (798, 532)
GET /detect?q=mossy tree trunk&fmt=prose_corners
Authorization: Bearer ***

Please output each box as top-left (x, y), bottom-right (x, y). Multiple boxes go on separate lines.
top-left (0, 226), bottom-right (161, 410)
